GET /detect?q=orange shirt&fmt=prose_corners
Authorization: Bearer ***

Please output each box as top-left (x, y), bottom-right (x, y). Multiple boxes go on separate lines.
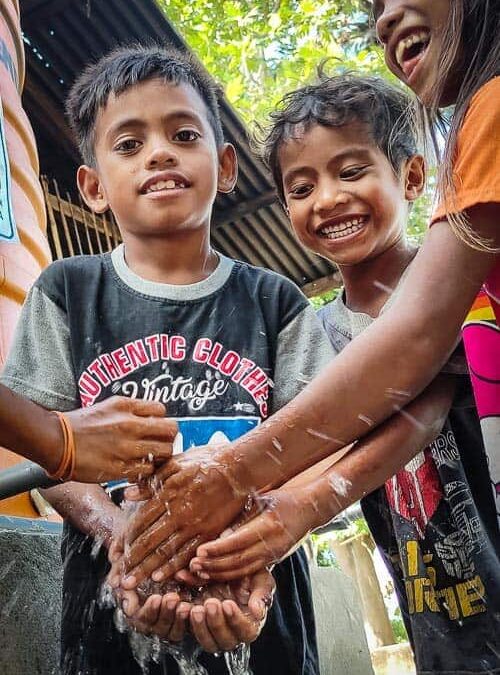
top-left (432, 77), bottom-right (500, 527)
top-left (432, 76), bottom-right (500, 222)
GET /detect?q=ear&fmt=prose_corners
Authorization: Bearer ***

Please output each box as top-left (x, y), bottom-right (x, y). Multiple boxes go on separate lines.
top-left (77, 165), bottom-right (109, 213)
top-left (217, 143), bottom-right (238, 194)
top-left (403, 154), bottom-right (426, 202)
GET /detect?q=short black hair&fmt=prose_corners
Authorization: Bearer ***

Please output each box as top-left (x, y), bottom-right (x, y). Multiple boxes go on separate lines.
top-left (66, 44), bottom-right (224, 166)
top-left (263, 71), bottom-right (417, 203)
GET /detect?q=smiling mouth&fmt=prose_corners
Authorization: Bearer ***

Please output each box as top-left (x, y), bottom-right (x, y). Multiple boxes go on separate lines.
top-left (395, 30), bottom-right (430, 79)
top-left (317, 216), bottom-right (368, 240)
top-left (144, 179), bottom-right (188, 194)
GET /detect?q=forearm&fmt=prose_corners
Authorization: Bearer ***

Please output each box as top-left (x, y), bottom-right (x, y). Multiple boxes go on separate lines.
top-left (227, 219), bottom-right (496, 492)
top-left (41, 483), bottom-right (120, 547)
top-left (0, 383), bottom-right (63, 473)
top-left (286, 375), bottom-right (455, 531)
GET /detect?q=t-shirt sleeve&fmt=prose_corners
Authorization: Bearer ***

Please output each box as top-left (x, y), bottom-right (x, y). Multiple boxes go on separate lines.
top-left (432, 77), bottom-right (500, 223)
top-left (271, 303), bottom-right (334, 414)
top-left (0, 284), bottom-right (78, 411)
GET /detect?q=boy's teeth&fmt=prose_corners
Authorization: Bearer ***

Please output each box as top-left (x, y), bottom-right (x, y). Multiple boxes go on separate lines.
top-left (147, 179), bottom-right (185, 192)
top-left (395, 31), bottom-right (429, 68)
top-left (318, 217), bottom-right (365, 240)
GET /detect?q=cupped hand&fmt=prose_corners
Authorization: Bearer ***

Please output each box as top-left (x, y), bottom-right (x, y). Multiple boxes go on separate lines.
top-left (189, 568), bottom-right (275, 653)
top-left (120, 445), bottom-right (248, 589)
top-left (189, 486), bottom-right (315, 581)
top-left (66, 396), bottom-right (178, 483)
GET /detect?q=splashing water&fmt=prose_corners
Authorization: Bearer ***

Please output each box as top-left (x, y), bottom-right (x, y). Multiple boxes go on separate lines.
top-left (103, 583), bottom-right (253, 675)
top-left (225, 644), bottom-right (253, 675)
top-left (328, 472), bottom-right (352, 498)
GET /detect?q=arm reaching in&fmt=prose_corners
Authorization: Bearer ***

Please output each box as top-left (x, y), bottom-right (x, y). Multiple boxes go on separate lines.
top-left (190, 374), bottom-right (455, 580)
top-left (119, 213), bottom-right (497, 585)
top-left (41, 481), bottom-right (125, 549)
top-left (0, 387), bottom-right (177, 483)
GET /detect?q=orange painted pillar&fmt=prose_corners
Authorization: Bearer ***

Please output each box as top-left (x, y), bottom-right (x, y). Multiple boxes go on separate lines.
top-left (0, 0), bottom-right (52, 516)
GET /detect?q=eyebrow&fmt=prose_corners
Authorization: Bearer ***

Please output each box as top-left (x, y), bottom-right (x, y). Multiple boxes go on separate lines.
top-left (282, 146), bottom-right (374, 184)
top-left (105, 109), bottom-right (204, 141)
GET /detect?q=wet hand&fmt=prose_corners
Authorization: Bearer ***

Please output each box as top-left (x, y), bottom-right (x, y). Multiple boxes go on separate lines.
top-left (120, 445), bottom-right (248, 588)
top-left (189, 569), bottom-right (275, 653)
top-left (66, 396), bottom-right (178, 483)
top-left (189, 486), bottom-right (314, 580)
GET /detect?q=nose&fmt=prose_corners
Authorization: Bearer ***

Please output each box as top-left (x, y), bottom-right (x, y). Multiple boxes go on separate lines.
top-left (376, 2), bottom-right (405, 44)
top-left (313, 180), bottom-right (350, 216)
top-left (145, 139), bottom-right (178, 169)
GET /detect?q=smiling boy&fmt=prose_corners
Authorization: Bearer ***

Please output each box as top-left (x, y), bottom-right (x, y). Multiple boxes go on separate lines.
top-left (0, 46), bottom-right (333, 674)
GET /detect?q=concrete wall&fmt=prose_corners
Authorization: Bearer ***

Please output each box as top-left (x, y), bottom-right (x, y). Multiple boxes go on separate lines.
top-left (0, 516), bottom-right (62, 675)
top-left (0, 518), bottom-right (373, 675)
top-left (310, 564), bottom-right (374, 675)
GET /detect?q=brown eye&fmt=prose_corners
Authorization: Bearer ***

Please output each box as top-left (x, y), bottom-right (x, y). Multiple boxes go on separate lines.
top-left (340, 166), bottom-right (367, 180)
top-left (175, 129), bottom-right (200, 142)
top-left (115, 139), bottom-right (141, 153)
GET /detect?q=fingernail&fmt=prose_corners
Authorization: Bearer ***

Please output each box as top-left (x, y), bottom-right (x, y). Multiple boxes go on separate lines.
top-left (167, 598), bottom-right (177, 611)
top-left (193, 610), bottom-right (204, 624)
top-left (190, 562), bottom-right (201, 572)
top-left (122, 600), bottom-right (129, 615)
top-left (152, 570), bottom-right (164, 582)
top-left (198, 571), bottom-right (210, 580)
top-left (207, 603), bottom-right (217, 617)
top-left (123, 576), bottom-right (136, 586)
top-left (223, 603), bottom-right (233, 617)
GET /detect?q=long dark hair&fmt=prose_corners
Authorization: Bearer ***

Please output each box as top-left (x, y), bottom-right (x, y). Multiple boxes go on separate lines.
top-left (424, 0), bottom-right (500, 249)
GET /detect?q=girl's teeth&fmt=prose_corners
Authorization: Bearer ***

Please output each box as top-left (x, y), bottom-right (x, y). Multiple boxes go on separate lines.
top-left (165, 180), bottom-right (176, 189)
top-left (395, 31), bottom-right (429, 68)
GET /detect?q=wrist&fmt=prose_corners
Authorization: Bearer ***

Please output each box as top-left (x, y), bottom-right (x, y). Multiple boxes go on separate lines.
top-left (32, 410), bottom-right (65, 475)
top-left (298, 477), bottom-right (341, 532)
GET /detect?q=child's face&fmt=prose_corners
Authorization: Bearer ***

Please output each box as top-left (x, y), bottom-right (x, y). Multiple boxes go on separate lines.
top-left (373, 0), bottom-right (456, 106)
top-left (78, 79), bottom-right (236, 240)
top-left (279, 122), bottom-right (416, 268)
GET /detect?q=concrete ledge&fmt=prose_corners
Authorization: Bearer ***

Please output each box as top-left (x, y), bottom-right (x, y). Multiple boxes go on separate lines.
top-left (0, 516), bottom-right (62, 675)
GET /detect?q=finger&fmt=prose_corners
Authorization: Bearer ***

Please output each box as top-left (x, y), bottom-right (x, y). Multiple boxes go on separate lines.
top-left (168, 602), bottom-right (191, 642)
top-left (190, 606), bottom-right (219, 653)
top-left (122, 531), bottom-right (188, 589)
top-left (128, 398), bottom-right (166, 418)
top-left (248, 571), bottom-right (275, 620)
top-left (136, 594), bottom-right (163, 625)
top-left (204, 599), bottom-right (239, 652)
top-left (119, 589), bottom-right (141, 617)
top-left (134, 418), bottom-right (178, 443)
top-left (175, 568), bottom-right (209, 587)
top-left (124, 482), bottom-right (154, 501)
top-left (150, 536), bottom-right (204, 583)
top-left (193, 541), bottom-right (268, 576)
top-left (125, 497), bottom-right (176, 548)
top-left (153, 593), bottom-right (179, 638)
top-left (222, 600), bottom-right (258, 644)
top-left (196, 521), bottom-right (261, 559)
top-left (201, 560), bottom-right (264, 582)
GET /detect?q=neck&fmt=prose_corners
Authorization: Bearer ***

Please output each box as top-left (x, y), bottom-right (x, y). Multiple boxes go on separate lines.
top-left (338, 238), bottom-right (418, 317)
top-left (120, 229), bottom-right (217, 285)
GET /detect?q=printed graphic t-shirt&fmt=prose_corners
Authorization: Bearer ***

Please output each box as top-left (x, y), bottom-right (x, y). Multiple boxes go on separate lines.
top-left (318, 281), bottom-right (500, 675)
top-left (1, 246), bottom-right (334, 675)
top-left (432, 76), bottom-right (500, 527)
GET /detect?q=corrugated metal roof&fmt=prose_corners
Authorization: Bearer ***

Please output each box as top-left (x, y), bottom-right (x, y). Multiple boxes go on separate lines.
top-left (20, 0), bottom-right (338, 292)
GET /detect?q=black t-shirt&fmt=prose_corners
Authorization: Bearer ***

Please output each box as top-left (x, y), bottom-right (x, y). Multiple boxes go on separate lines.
top-left (2, 247), bottom-right (334, 675)
top-left (318, 289), bottom-right (500, 675)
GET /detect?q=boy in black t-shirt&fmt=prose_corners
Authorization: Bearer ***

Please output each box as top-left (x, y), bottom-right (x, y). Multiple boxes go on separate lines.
top-left (0, 46), bottom-right (334, 674)
top-left (191, 74), bottom-right (500, 674)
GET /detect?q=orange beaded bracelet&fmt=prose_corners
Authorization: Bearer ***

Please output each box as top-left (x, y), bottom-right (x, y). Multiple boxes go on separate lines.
top-left (46, 411), bottom-right (76, 481)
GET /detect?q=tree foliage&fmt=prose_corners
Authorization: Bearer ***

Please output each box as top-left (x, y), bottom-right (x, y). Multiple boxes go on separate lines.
top-left (159, 0), bottom-right (383, 125)
top-left (158, 0), bottom-right (432, 238)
